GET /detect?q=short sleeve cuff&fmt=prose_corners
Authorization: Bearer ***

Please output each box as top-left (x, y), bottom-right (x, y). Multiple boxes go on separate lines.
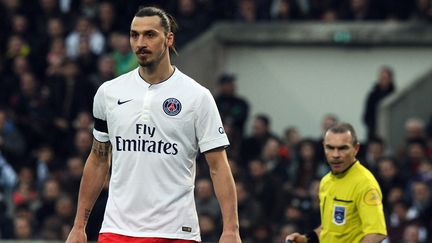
top-left (199, 137), bottom-right (230, 153)
top-left (93, 129), bottom-right (110, 143)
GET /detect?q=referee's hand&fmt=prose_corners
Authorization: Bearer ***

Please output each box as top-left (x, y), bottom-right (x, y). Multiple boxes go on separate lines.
top-left (285, 232), bottom-right (307, 243)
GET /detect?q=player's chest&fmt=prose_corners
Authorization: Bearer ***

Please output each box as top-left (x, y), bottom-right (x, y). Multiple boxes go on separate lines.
top-left (105, 88), bottom-right (194, 132)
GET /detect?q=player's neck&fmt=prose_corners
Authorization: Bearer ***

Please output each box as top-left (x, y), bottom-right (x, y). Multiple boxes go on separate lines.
top-left (139, 58), bottom-right (174, 85)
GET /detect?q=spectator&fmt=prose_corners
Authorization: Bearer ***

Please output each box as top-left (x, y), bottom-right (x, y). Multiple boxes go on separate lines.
top-left (35, 178), bottom-right (62, 225)
top-left (69, 129), bottom-right (92, 160)
top-left (77, 0), bottom-right (99, 19)
top-left (275, 223), bottom-right (298, 243)
top-left (0, 195), bottom-right (14, 239)
top-left (215, 73), bottom-right (249, 138)
top-left (34, 0), bottom-right (62, 35)
top-left (87, 54), bottom-right (116, 90)
top-left (96, 1), bottom-right (124, 38)
top-left (340, 0), bottom-right (383, 20)
top-left (405, 118), bottom-right (427, 141)
top-left (363, 66), bottom-right (395, 140)
top-left (4, 35), bottom-right (31, 70)
top-left (12, 166), bottom-right (38, 208)
top-left (236, 0), bottom-right (259, 22)
top-left (173, 0), bottom-right (211, 48)
top-left (376, 157), bottom-right (405, 206)
top-left (9, 14), bottom-right (31, 44)
top-left (362, 136), bottom-right (387, 173)
top-left (45, 37), bottom-right (67, 77)
top-left (241, 114), bottom-right (278, 166)
top-left (60, 156), bottom-right (84, 200)
top-left (402, 139), bottom-right (428, 177)
top-left (10, 72), bottom-right (53, 151)
top-left (195, 178), bottom-right (221, 220)
top-left (47, 59), bottom-right (94, 144)
top-left (388, 200), bottom-right (412, 242)
top-left (407, 180), bottom-right (432, 223)
top-left (1, 56), bottom-right (32, 105)
top-left (198, 213), bottom-right (220, 242)
top-left (282, 126), bottom-right (301, 155)
top-left (315, 113), bottom-right (339, 161)
top-left (109, 31), bottom-right (138, 75)
top-left (270, 0), bottom-right (302, 20)
top-left (236, 180), bottom-right (262, 238)
top-left (75, 36), bottom-right (98, 76)
top-left (289, 139), bottom-right (327, 190)
top-left (261, 137), bottom-right (290, 173)
top-left (0, 107), bottom-right (27, 164)
top-left (13, 216), bottom-right (34, 240)
top-left (250, 223), bottom-right (273, 243)
top-left (54, 195), bottom-right (75, 226)
top-left (411, 0), bottom-right (432, 22)
top-left (247, 159), bottom-right (280, 221)
top-left (65, 16), bottom-right (105, 58)
top-left (71, 110), bottom-right (94, 133)
top-left (401, 222), bottom-right (426, 243)
top-left (0, 152), bottom-right (18, 195)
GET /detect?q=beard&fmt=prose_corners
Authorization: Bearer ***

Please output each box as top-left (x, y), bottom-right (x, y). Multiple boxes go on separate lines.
top-left (136, 43), bottom-right (168, 69)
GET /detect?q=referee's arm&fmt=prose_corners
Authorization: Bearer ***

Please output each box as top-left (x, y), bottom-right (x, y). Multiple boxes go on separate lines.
top-left (361, 233), bottom-right (387, 242)
top-left (205, 147), bottom-right (241, 243)
top-left (66, 139), bottom-right (111, 243)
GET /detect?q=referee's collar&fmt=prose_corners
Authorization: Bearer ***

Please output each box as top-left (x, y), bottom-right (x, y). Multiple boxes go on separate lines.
top-left (331, 160), bottom-right (359, 179)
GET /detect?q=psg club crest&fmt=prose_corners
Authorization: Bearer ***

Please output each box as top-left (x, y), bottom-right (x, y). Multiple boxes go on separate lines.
top-left (163, 98), bottom-right (182, 116)
top-left (333, 205), bottom-right (346, 225)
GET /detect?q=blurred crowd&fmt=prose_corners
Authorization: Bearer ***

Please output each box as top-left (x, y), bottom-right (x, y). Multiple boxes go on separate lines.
top-left (1, 0), bottom-right (432, 242)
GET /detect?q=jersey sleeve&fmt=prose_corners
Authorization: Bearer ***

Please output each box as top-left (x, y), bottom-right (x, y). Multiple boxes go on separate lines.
top-left (195, 89), bottom-right (230, 153)
top-left (93, 85), bottom-right (110, 142)
top-left (356, 180), bottom-right (387, 236)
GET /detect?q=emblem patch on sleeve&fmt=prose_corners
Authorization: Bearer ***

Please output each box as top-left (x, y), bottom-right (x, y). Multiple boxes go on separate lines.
top-left (333, 205), bottom-right (346, 225)
top-left (364, 189), bottom-right (381, 206)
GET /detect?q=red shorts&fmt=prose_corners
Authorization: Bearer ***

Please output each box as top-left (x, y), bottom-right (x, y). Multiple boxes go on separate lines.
top-left (98, 233), bottom-right (200, 243)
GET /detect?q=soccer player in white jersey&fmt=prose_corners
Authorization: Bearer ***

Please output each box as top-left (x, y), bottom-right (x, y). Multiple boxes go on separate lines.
top-left (66, 6), bottom-right (241, 243)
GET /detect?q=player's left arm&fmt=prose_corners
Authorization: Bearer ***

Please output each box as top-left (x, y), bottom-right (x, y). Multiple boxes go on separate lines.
top-left (205, 147), bottom-right (241, 243)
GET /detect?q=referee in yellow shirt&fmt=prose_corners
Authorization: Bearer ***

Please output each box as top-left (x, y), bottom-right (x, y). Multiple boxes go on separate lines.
top-left (286, 123), bottom-right (387, 243)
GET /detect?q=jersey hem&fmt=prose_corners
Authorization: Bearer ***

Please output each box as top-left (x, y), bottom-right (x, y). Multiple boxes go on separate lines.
top-left (99, 228), bottom-right (201, 241)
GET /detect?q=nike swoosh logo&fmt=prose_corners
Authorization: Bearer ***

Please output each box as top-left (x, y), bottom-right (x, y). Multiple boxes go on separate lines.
top-left (117, 99), bottom-right (133, 105)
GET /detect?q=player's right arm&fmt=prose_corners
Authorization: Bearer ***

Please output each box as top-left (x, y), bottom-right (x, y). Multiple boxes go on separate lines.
top-left (66, 139), bottom-right (111, 243)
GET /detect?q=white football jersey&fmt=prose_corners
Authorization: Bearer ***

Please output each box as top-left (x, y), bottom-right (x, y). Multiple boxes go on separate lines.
top-left (92, 67), bottom-right (229, 241)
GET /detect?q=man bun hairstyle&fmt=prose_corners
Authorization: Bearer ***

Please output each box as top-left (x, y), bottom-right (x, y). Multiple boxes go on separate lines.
top-left (135, 6), bottom-right (178, 54)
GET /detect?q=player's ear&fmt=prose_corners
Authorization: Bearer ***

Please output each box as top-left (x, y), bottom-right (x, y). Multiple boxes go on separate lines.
top-left (166, 32), bottom-right (174, 47)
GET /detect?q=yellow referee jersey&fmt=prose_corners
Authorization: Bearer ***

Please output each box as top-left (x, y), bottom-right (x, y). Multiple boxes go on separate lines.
top-left (319, 161), bottom-right (387, 242)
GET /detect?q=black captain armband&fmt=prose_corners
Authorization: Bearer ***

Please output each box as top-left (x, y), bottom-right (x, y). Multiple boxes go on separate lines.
top-left (305, 231), bottom-right (319, 243)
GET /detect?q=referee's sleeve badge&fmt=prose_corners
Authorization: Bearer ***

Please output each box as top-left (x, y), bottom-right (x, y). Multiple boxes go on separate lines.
top-left (363, 189), bottom-right (382, 206)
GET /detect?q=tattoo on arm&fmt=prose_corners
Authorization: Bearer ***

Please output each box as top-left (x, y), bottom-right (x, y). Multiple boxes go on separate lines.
top-left (91, 139), bottom-right (111, 158)
top-left (84, 208), bottom-right (91, 223)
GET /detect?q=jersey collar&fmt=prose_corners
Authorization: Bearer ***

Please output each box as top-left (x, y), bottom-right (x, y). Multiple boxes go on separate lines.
top-left (135, 66), bottom-right (178, 87)
top-left (331, 160), bottom-right (359, 179)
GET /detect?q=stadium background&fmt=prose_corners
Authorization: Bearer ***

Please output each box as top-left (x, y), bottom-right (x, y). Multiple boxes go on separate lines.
top-left (0, 0), bottom-right (432, 242)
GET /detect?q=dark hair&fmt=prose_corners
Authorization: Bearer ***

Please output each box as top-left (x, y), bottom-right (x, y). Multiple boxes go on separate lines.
top-left (256, 114), bottom-right (270, 127)
top-left (326, 123), bottom-right (359, 145)
top-left (134, 6), bottom-right (178, 54)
